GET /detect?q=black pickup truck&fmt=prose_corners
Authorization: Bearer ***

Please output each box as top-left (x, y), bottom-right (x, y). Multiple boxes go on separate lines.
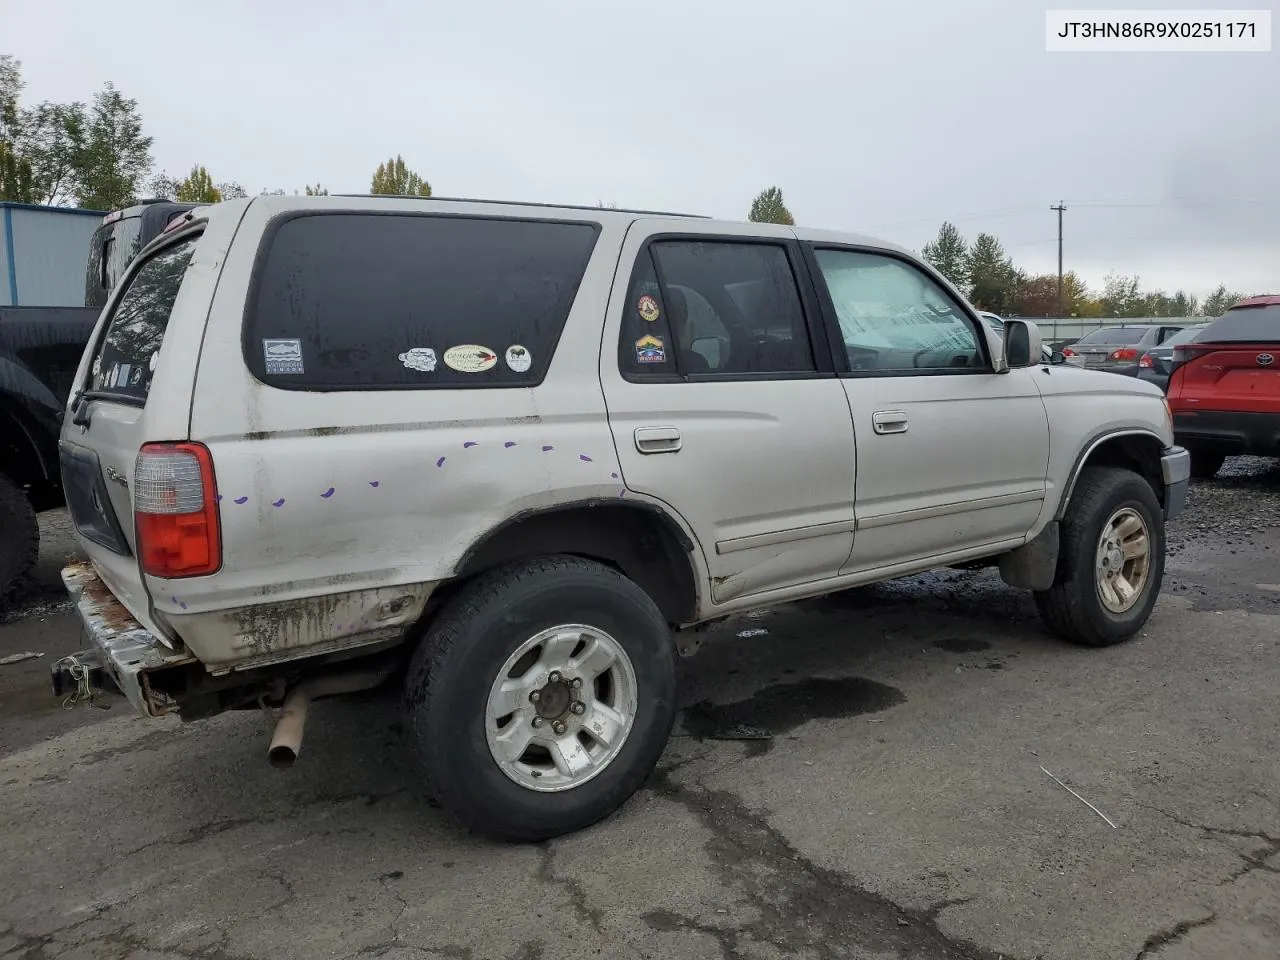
top-left (0, 199), bottom-right (195, 606)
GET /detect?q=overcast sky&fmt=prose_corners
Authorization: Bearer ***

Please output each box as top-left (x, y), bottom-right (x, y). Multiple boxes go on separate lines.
top-left (5, 0), bottom-right (1277, 300)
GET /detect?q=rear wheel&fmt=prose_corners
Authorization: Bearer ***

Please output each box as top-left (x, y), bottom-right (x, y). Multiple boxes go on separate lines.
top-left (1188, 446), bottom-right (1227, 479)
top-left (0, 472), bottom-right (38, 610)
top-left (1034, 467), bottom-right (1164, 647)
top-left (403, 556), bottom-right (677, 842)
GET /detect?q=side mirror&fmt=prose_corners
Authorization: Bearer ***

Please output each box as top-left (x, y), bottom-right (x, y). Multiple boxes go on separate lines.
top-left (999, 319), bottom-right (1042, 370)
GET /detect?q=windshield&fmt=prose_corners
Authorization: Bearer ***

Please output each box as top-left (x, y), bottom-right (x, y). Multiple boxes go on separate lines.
top-left (1074, 326), bottom-right (1146, 345)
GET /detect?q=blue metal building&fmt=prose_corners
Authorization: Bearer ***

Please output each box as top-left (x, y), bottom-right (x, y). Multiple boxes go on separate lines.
top-left (0, 202), bottom-right (105, 307)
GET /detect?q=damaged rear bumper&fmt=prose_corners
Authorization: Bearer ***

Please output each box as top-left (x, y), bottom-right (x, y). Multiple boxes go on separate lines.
top-left (58, 562), bottom-right (196, 717)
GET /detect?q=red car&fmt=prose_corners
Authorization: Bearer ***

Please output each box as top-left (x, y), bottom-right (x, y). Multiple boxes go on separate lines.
top-left (1166, 295), bottom-right (1280, 477)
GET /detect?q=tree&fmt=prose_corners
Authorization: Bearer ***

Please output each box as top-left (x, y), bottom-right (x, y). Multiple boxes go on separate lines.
top-left (747, 186), bottom-right (794, 225)
top-left (304, 183), bottom-right (328, 196)
top-left (1099, 273), bottom-right (1144, 318)
top-left (966, 233), bottom-right (1018, 313)
top-left (20, 101), bottom-right (86, 205)
top-left (175, 165), bottom-right (221, 203)
top-left (218, 181), bottom-right (247, 199)
top-left (72, 83), bottom-right (153, 210)
top-left (0, 56), bottom-right (35, 202)
top-left (1010, 274), bottom-right (1061, 317)
top-left (370, 155), bottom-right (430, 196)
top-left (921, 221), bottom-right (969, 289)
top-left (1203, 284), bottom-right (1244, 317)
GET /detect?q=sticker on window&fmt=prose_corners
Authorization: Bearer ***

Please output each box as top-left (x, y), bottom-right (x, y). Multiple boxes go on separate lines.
top-left (399, 347), bottom-right (437, 373)
top-left (505, 345), bottom-right (532, 373)
top-left (263, 338), bottom-right (305, 375)
top-left (634, 335), bottom-right (666, 364)
top-left (443, 345), bottom-right (498, 373)
top-left (637, 295), bottom-right (661, 323)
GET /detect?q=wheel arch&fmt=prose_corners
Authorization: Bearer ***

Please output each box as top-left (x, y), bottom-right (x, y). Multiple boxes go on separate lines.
top-left (1055, 429), bottom-right (1166, 520)
top-left (449, 498), bottom-right (703, 625)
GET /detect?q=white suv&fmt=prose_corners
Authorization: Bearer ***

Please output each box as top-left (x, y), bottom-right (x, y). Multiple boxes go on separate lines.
top-left (55, 196), bottom-right (1190, 841)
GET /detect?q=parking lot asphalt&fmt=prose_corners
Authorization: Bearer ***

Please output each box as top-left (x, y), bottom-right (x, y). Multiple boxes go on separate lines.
top-left (2, 460), bottom-right (1278, 960)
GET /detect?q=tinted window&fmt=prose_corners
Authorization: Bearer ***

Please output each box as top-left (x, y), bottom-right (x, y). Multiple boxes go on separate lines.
top-left (1201, 305), bottom-right (1280, 343)
top-left (642, 241), bottom-right (815, 375)
top-left (812, 249), bottom-right (983, 373)
top-left (88, 235), bottom-right (198, 402)
top-left (85, 216), bottom-right (143, 309)
top-left (245, 214), bottom-right (599, 390)
top-left (1074, 326), bottom-right (1146, 345)
top-left (1161, 326), bottom-right (1205, 348)
top-left (618, 251), bottom-right (680, 378)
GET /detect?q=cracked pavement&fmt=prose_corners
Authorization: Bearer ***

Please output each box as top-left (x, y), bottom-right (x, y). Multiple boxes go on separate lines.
top-left (1, 459), bottom-right (1278, 960)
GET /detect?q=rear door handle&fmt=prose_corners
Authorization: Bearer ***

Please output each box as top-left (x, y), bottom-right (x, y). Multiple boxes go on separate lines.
top-left (872, 410), bottom-right (909, 435)
top-left (635, 426), bottom-right (682, 454)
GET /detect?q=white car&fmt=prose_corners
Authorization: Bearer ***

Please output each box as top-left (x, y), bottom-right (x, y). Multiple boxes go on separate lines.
top-left (55, 195), bottom-right (1189, 842)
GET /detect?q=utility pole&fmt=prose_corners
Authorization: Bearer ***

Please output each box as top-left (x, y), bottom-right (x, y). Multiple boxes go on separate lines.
top-left (1051, 202), bottom-right (1066, 317)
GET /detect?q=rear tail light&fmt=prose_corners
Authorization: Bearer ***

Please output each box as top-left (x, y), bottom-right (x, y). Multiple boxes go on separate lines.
top-left (1062, 347), bottom-right (1075, 357)
top-left (1167, 343), bottom-right (1219, 383)
top-left (134, 442), bottom-right (221, 578)
top-left (1109, 348), bottom-right (1138, 361)
top-left (1138, 353), bottom-right (1154, 368)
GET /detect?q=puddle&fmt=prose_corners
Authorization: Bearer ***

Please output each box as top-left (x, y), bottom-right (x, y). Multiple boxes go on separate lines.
top-left (932, 638), bottom-right (991, 653)
top-left (682, 677), bottom-right (906, 755)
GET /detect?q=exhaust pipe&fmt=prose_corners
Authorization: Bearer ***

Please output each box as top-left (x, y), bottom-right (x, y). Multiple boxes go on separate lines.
top-left (267, 669), bottom-right (393, 769)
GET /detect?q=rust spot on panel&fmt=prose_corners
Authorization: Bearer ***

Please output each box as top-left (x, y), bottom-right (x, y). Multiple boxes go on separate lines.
top-left (79, 575), bottom-right (138, 631)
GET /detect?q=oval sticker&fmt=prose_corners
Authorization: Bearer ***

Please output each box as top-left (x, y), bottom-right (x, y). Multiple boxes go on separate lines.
top-left (443, 345), bottom-right (498, 373)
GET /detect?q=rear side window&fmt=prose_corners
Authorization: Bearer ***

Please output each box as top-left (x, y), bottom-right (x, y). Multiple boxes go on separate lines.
top-left (244, 213), bottom-right (600, 390)
top-left (1075, 326), bottom-right (1145, 345)
top-left (88, 235), bottom-right (198, 402)
top-left (1201, 305), bottom-right (1280, 342)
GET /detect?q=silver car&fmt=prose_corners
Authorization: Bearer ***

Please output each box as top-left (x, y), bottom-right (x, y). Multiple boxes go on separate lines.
top-left (1062, 324), bottom-right (1188, 375)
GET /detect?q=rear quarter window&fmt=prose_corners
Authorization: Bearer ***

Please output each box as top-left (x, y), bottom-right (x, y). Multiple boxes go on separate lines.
top-left (88, 234), bottom-right (199, 403)
top-left (243, 213), bottom-right (600, 390)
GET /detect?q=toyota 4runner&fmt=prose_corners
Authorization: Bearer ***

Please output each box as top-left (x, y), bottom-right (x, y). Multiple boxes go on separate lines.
top-left (54, 195), bottom-right (1190, 842)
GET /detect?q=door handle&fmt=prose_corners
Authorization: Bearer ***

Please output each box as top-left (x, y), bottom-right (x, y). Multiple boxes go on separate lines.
top-left (872, 410), bottom-right (909, 435)
top-left (634, 426), bottom-right (682, 454)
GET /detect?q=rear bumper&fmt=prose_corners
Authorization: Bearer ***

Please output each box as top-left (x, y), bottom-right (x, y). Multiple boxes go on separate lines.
top-left (1173, 410), bottom-right (1280, 455)
top-left (59, 562), bottom-right (196, 717)
top-left (1161, 446), bottom-right (1190, 521)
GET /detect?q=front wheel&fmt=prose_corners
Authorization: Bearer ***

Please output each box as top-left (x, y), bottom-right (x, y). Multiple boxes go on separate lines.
top-left (1034, 466), bottom-right (1164, 647)
top-left (403, 556), bottom-right (677, 842)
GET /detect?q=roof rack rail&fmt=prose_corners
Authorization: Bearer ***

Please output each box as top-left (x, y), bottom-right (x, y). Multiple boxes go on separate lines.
top-left (325, 194), bottom-right (709, 219)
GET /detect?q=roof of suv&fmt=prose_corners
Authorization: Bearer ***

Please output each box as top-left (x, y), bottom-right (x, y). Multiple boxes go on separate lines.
top-left (156, 195), bottom-right (914, 263)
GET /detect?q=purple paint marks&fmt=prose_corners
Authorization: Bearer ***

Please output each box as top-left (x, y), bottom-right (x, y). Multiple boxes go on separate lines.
top-left (541, 445), bottom-right (554, 452)
top-left (579, 454), bottom-right (593, 462)
top-left (463, 441), bottom-right (479, 448)
top-left (272, 498), bottom-right (286, 508)
top-left (321, 487), bottom-right (335, 498)
top-left (611, 472), bottom-right (619, 480)
top-left (233, 496), bottom-right (248, 505)
top-left (436, 456), bottom-right (447, 468)
top-left (618, 487), bottom-right (627, 498)
top-left (216, 494), bottom-right (223, 503)
top-left (170, 595), bottom-right (188, 610)
top-left (369, 480), bottom-right (380, 487)
top-left (504, 441), bottom-right (517, 448)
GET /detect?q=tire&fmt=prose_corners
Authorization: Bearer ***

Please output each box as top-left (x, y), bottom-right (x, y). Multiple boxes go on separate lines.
top-left (0, 472), bottom-right (39, 610)
top-left (403, 555), bottom-right (677, 842)
top-left (1034, 466), bottom-right (1164, 647)
top-left (1188, 446), bottom-right (1227, 480)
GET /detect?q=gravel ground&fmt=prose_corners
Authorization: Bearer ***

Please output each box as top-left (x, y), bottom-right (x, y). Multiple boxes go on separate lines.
top-left (1, 458), bottom-right (1278, 960)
